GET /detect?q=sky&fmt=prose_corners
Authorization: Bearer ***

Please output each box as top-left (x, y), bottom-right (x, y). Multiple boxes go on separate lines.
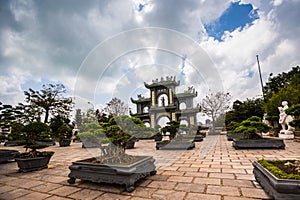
top-left (1, 0), bottom-right (300, 116)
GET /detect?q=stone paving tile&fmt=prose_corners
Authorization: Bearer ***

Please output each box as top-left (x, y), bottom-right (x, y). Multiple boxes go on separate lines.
top-left (185, 192), bottom-right (221, 200)
top-left (14, 191), bottom-right (51, 200)
top-left (241, 187), bottom-right (272, 199)
top-left (206, 185), bottom-right (240, 196)
top-left (184, 171), bottom-right (208, 177)
top-left (167, 175), bottom-right (193, 183)
top-left (67, 188), bottom-right (104, 200)
top-left (147, 180), bottom-right (177, 190)
top-left (48, 185), bottom-right (82, 196)
top-left (44, 196), bottom-right (71, 200)
top-left (175, 182), bottom-right (205, 193)
top-left (128, 187), bottom-right (156, 198)
top-left (209, 172), bottom-right (235, 179)
top-left (0, 184), bottom-right (15, 194)
top-left (0, 188), bottom-right (31, 200)
top-left (151, 189), bottom-right (186, 200)
top-left (94, 193), bottom-right (131, 200)
top-left (223, 196), bottom-right (262, 200)
top-left (222, 179), bottom-right (254, 187)
top-left (193, 177), bottom-right (221, 185)
top-left (31, 182), bottom-right (62, 193)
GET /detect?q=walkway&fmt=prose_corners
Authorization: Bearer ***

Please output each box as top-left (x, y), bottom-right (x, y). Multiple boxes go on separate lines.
top-left (1, 135), bottom-right (300, 200)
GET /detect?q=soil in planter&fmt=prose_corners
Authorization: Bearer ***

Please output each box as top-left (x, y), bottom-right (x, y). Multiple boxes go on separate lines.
top-left (273, 162), bottom-right (300, 176)
top-left (82, 155), bottom-right (147, 166)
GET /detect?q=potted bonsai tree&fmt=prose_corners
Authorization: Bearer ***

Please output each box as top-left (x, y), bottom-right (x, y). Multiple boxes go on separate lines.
top-left (231, 116), bottom-right (285, 149)
top-left (58, 125), bottom-right (72, 147)
top-left (68, 115), bottom-right (156, 192)
top-left (14, 121), bottom-right (54, 172)
top-left (286, 103), bottom-right (300, 142)
top-left (156, 121), bottom-right (195, 150)
top-left (253, 159), bottom-right (300, 199)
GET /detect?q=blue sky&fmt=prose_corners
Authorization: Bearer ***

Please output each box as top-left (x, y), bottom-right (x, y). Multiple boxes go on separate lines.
top-left (0, 0), bottom-right (299, 114)
top-left (205, 1), bottom-right (259, 41)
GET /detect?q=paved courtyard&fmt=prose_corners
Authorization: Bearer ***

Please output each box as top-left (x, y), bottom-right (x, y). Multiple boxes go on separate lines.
top-left (1, 134), bottom-right (300, 200)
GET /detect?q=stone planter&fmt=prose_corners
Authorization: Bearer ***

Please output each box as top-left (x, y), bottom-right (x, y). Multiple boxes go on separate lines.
top-left (68, 156), bottom-right (156, 192)
top-left (15, 153), bottom-right (54, 172)
top-left (153, 135), bottom-right (163, 141)
top-left (156, 141), bottom-right (195, 150)
top-left (125, 140), bottom-right (136, 149)
top-left (253, 161), bottom-right (300, 200)
top-left (4, 141), bottom-right (26, 147)
top-left (59, 139), bottom-right (71, 147)
top-left (36, 140), bottom-right (56, 146)
top-left (0, 150), bottom-right (19, 163)
top-left (232, 139), bottom-right (285, 149)
top-left (227, 133), bottom-right (246, 141)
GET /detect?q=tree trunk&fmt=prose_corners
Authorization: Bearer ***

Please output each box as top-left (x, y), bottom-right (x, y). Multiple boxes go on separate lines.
top-left (44, 109), bottom-right (49, 123)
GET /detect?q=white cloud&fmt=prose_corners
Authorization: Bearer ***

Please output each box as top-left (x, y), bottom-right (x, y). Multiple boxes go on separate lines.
top-left (0, 0), bottom-right (299, 109)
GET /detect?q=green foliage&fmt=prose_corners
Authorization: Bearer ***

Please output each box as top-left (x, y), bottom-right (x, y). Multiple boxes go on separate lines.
top-left (161, 121), bottom-right (180, 139)
top-left (263, 66), bottom-right (300, 121)
top-left (226, 121), bottom-right (240, 131)
top-left (58, 125), bottom-right (72, 139)
top-left (258, 159), bottom-right (300, 180)
top-left (24, 84), bottom-right (73, 123)
top-left (49, 115), bottom-right (71, 138)
top-left (286, 104), bottom-right (300, 130)
top-left (232, 116), bottom-right (272, 139)
top-left (226, 98), bottom-right (264, 125)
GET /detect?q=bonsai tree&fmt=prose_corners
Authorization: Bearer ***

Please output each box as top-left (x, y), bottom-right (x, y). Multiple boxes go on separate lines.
top-left (79, 115), bottom-right (150, 164)
top-left (160, 121), bottom-right (180, 140)
top-left (233, 116), bottom-right (273, 139)
top-left (15, 121), bottom-right (53, 158)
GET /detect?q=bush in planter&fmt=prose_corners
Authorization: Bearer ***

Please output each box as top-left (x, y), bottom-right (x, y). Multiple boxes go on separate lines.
top-left (253, 159), bottom-right (300, 199)
top-left (233, 116), bottom-right (272, 139)
top-left (57, 125), bottom-right (72, 147)
top-left (69, 115), bottom-right (156, 192)
top-left (14, 121), bottom-right (54, 172)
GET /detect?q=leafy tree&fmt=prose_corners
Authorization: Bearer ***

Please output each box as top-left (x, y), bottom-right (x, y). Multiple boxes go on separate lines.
top-left (24, 84), bottom-right (73, 123)
top-left (104, 97), bottom-right (128, 116)
top-left (263, 66), bottom-right (300, 101)
top-left (226, 98), bottom-right (264, 125)
top-left (201, 91), bottom-right (231, 125)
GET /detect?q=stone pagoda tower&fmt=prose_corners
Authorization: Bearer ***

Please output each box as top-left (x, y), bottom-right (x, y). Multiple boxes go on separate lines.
top-left (130, 76), bottom-right (199, 128)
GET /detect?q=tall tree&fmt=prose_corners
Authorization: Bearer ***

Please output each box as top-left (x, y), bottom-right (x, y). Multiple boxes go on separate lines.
top-left (201, 91), bottom-right (231, 125)
top-left (226, 98), bottom-right (264, 125)
top-left (104, 97), bottom-right (128, 116)
top-left (24, 84), bottom-right (73, 123)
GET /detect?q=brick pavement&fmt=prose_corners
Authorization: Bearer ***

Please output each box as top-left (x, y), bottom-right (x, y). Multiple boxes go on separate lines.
top-left (1, 135), bottom-right (300, 199)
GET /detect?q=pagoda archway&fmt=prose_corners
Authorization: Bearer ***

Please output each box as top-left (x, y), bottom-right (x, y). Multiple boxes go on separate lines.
top-left (157, 116), bottom-right (170, 127)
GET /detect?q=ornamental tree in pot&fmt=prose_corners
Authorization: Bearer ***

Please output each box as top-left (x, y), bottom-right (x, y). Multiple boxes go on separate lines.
top-left (232, 116), bottom-right (285, 149)
top-left (58, 125), bottom-right (72, 147)
top-left (68, 115), bottom-right (156, 192)
top-left (14, 121), bottom-right (54, 172)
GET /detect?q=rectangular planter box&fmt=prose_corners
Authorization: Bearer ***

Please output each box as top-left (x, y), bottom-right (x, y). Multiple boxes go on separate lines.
top-left (156, 141), bottom-right (195, 150)
top-left (68, 155), bottom-right (156, 192)
top-left (232, 139), bottom-right (285, 149)
top-left (15, 154), bottom-right (53, 172)
top-left (0, 150), bottom-right (19, 163)
top-left (227, 133), bottom-right (246, 141)
top-left (253, 161), bottom-right (300, 200)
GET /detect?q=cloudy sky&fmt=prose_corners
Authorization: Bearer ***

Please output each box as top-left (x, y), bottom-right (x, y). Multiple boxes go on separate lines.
top-left (1, 0), bottom-right (299, 113)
